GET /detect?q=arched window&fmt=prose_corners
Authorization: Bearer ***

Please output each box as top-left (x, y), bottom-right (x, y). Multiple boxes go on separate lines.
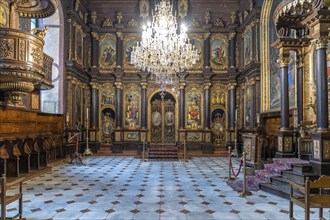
top-left (40, 4), bottom-right (64, 114)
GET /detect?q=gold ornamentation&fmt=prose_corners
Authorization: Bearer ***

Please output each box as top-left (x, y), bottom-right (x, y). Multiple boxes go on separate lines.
top-left (203, 33), bottom-right (210, 40)
top-left (116, 32), bottom-right (123, 40)
top-left (278, 136), bottom-right (283, 152)
top-left (204, 11), bottom-right (210, 24)
top-left (0, 39), bottom-right (13, 58)
top-left (91, 10), bottom-right (97, 24)
top-left (31, 47), bottom-right (43, 65)
top-left (102, 18), bottom-right (113, 27)
top-left (228, 32), bottom-right (236, 41)
top-left (214, 18), bottom-right (224, 27)
top-left (0, 4), bottom-right (8, 28)
top-left (313, 140), bottom-right (320, 159)
top-left (227, 83), bottom-right (236, 90)
top-left (127, 18), bottom-right (138, 27)
top-left (117, 12), bottom-right (123, 24)
top-left (323, 140), bottom-right (330, 160)
top-left (31, 26), bottom-right (48, 39)
top-left (230, 12), bottom-right (236, 24)
top-left (115, 82), bottom-right (123, 90)
top-left (284, 137), bottom-right (292, 152)
top-left (31, 93), bottom-right (39, 109)
top-left (19, 40), bottom-right (25, 61)
top-left (313, 37), bottom-right (329, 49)
top-left (75, 0), bottom-right (80, 11)
top-left (91, 32), bottom-right (99, 40)
top-left (140, 82), bottom-right (147, 89)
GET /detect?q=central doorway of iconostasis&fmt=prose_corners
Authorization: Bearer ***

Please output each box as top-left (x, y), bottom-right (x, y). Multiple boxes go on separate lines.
top-left (150, 92), bottom-right (176, 145)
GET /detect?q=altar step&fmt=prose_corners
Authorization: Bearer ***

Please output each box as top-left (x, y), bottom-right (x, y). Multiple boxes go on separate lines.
top-left (259, 163), bottom-right (319, 199)
top-left (148, 146), bottom-right (178, 160)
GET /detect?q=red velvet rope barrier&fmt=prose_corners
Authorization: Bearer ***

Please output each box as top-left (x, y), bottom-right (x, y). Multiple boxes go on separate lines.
top-left (229, 155), bottom-right (243, 178)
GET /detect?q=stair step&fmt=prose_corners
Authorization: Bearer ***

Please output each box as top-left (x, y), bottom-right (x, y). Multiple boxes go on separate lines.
top-left (292, 164), bottom-right (312, 173)
top-left (259, 183), bottom-right (290, 199)
top-left (281, 170), bottom-right (319, 185)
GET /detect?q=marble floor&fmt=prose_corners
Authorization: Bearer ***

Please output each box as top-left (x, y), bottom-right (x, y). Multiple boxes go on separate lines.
top-left (5, 156), bottom-right (330, 220)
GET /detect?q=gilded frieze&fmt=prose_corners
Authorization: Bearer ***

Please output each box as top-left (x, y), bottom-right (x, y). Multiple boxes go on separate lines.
top-left (99, 34), bottom-right (116, 71)
top-left (123, 34), bottom-right (139, 73)
top-left (210, 33), bottom-right (228, 72)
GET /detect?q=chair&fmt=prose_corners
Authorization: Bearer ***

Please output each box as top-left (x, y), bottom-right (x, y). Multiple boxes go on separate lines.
top-left (0, 174), bottom-right (24, 219)
top-left (289, 175), bottom-right (330, 220)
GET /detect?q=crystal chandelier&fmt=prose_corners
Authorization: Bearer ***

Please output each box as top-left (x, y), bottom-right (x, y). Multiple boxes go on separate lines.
top-left (131, 0), bottom-right (199, 86)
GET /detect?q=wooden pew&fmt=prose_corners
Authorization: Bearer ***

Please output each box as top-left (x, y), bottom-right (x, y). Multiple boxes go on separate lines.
top-left (0, 174), bottom-right (24, 220)
top-left (289, 175), bottom-right (330, 220)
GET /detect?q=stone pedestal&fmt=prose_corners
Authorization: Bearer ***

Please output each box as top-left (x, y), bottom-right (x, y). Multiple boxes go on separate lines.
top-left (275, 130), bottom-right (295, 158)
top-left (242, 133), bottom-right (262, 168)
top-left (310, 130), bottom-right (330, 175)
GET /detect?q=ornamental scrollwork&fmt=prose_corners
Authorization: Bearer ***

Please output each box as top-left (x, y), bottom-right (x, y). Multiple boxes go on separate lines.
top-left (31, 47), bottom-right (43, 65)
top-left (0, 39), bottom-right (14, 58)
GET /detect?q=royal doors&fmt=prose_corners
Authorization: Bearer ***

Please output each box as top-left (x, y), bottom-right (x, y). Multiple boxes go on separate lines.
top-left (150, 92), bottom-right (176, 144)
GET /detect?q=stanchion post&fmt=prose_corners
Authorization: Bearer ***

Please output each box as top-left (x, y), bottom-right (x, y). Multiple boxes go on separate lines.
top-left (142, 140), bottom-right (145, 162)
top-left (183, 140), bottom-right (187, 162)
top-left (240, 152), bottom-right (252, 197)
top-left (227, 147), bottom-right (235, 181)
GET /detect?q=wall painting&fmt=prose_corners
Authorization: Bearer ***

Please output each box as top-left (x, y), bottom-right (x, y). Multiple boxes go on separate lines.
top-left (123, 85), bottom-right (141, 129)
top-left (99, 34), bottom-right (116, 70)
top-left (243, 26), bottom-right (253, 66)
top-left (123, 35), bottom-right (139, 73)
top-left (189, 34), bottom-right (203, 71)
top-left (210, 34), bottom-right (228, 72)
top-left (186, 85), bottom-right (203, 129)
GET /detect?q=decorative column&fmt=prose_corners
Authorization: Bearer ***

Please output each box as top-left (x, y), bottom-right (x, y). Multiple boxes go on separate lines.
top-left (91, 32), bottom-right (99, 68)
top-left (310, 37), bottom-right (330, 175)
top-left (203, 83), bottom-right (211, 129)
top-left (90, 82), bottom-right (99, 129)
top-left (296, 55), bottom-right (303, 126)
top-left (276, 48), bottom-right (294, 158)
top-left (228, 83), bottom-right (237, 130)
top-left (116, 32), bottom-right (123, 68)
top-left (229, 32), bottom-right (236, 68)
top-left (204, 33), bottom-right (211, 68)
top-left (179, 82), bottom-right (185, 129)
top-left (115, 82), bottom-right (123, 129)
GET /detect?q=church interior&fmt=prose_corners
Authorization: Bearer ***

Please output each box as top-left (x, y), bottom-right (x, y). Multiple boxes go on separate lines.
top-left (0, 0), bottom-right (330, 219)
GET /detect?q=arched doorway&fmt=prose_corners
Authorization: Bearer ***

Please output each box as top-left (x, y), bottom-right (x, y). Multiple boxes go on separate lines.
top-left (150, 92), bottom-right (176, 145)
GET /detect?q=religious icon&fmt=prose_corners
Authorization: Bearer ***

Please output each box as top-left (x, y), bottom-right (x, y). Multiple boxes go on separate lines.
top-left (139, 0), bottom-right (149, 20)
top-left (186, 91), bottom-right (202, 128)
top-left (125, 91), bottom-right (140, 128)
top-left (178, 0), bottom-right (188, 19)
top-left (76, 30), bottom-right (83, 64)
top-left (99, 34), bottom-right (116, 70)
top-left (210, 34), bottom-right (228, 70)
top-left (244, 28), bottom-right (252, 65)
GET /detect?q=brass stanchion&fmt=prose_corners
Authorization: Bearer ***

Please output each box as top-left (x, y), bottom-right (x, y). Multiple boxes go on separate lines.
top-left (240, 152), bottom-right (252, 197)
top-left (183, 140), bottom-right (187, 163)
top-left (226, 146), bottom-right (235, 181)
top-left (84, 108), bottom-right (92, 156)
top-left (142, 140), bottom-right (146, 162)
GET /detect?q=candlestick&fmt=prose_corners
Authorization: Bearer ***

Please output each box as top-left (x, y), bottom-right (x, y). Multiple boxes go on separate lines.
top-left (86, 108), bottom-right (89, 121)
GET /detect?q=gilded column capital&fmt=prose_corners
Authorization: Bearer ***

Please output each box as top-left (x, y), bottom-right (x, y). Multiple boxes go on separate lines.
top-left (203, 33), bottom-right (210, 40)
top-left (71, 77), bottom-right (78, 85)
top-left (115, 82), bottom-right (123, 90)
top-left (91, 32), bottom-right (99, 40)
top-left (179, 83), bottom-right (186, 89)
top-left (90, 82), bottom-right (99, 89)
top-left (228, 32), bottom-right (236, 41)
top-left (203, 83), bottom-right (212, 90)
top-left (313, 37), bottom-right (329, 49)
top-left (227, 83), bottom-right (237, 90)
top-left (140, 82), bottom-right (148, 89)
top-left (117, 32), bottom-right (124, 40)
top-left (278, 51), bottom-right (290, 68)
top-left (297, 55), bottom-right (304, 68)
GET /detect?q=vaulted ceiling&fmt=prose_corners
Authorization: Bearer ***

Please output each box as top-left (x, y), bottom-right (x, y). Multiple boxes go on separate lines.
top-left (81, 0), bottom-right (241, 27)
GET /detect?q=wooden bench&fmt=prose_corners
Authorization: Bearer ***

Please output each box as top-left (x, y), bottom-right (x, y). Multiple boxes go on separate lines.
top-left (289, 175), bottom-right (330, 220)
top-left (0, 174), bottom-right (24, 219)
